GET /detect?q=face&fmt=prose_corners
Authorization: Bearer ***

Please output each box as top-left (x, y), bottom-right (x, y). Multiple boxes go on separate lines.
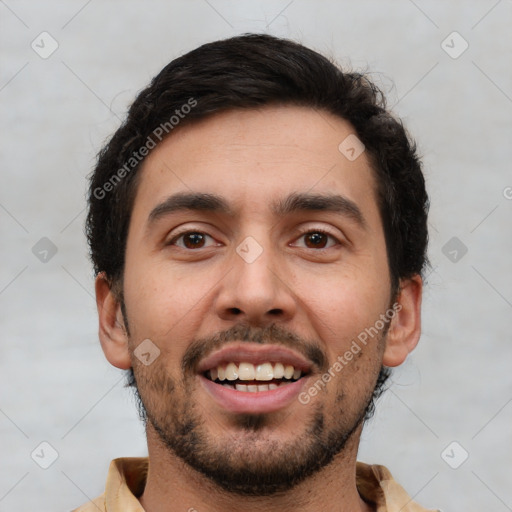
top-left (99, 105), bottom-right (419, 495)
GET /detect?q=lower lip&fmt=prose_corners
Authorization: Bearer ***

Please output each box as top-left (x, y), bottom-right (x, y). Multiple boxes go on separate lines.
top-left (199, 375), bottom-right (308, 414)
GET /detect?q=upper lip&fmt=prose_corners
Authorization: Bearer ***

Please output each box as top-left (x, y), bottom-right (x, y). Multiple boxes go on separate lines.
top-left (196, 342), bottom-right (313, 374)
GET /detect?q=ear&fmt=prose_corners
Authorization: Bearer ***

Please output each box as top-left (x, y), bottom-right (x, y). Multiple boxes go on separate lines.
top-left (382, 275), bottom-right (423, 367)
top-left (95, 273), bottom-right (131, 370)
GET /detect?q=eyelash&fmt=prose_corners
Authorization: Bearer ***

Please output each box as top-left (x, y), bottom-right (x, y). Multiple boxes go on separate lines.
top-left (292, 227), bottom-right (341, 249)
top-left (168, 230), bottom-right (218, 249)
top-left (168, 228), bottom-right (341, 249)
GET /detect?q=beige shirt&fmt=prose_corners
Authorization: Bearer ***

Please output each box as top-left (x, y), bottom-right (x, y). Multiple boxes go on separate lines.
top-left (73, 457), bottom-right (438, 512)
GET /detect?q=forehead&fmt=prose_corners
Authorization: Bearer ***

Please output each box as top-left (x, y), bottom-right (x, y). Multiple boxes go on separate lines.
top-left (132, 105), bottom-right (379, 223)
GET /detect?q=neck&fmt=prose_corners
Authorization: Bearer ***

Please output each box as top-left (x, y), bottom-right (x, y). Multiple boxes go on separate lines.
top-left (138, 424), bottom-right (373, 512)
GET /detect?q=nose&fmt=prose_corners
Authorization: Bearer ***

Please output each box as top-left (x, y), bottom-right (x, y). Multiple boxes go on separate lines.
top-left (214, 239), bottom-right (297, 325)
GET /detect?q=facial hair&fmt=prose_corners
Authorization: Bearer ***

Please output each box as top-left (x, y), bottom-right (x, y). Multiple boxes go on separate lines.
top-left (129, 323), bottom-right (386, 496)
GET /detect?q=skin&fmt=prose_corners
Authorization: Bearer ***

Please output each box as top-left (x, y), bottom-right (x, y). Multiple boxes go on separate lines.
top-left (95, 105), bottom-right (422, 512)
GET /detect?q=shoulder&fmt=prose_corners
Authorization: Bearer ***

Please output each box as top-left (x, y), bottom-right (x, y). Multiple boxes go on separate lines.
top-left (71, 457), bottom-right (148, 511)
top-left (356, 462), bottom-right (440, 512)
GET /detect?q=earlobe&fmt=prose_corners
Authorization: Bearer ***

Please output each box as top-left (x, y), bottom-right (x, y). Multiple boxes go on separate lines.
top-left (95, 273), bottom-right (132, 370)
top-left (382, 275), bottom-right (423, 367)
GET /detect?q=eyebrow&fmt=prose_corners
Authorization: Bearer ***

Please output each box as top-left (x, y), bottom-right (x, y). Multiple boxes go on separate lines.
top-left (147, 191), bottom-right (366, 229)
top-left (148, 192), bottom-right (233, 224)
top-left (271, 192), bottom-right (366, 228)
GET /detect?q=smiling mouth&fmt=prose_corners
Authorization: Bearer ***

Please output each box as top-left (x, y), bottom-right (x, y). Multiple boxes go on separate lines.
top-left (204, 362), bottom-right (307, 392)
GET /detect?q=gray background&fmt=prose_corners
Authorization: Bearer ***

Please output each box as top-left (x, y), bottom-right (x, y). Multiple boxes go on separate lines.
top-left (1, 1), bottom-right (511, 510)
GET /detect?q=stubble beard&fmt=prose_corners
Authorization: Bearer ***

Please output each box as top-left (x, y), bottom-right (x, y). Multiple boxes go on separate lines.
top-left (132, 358), bottom-right (380, 496)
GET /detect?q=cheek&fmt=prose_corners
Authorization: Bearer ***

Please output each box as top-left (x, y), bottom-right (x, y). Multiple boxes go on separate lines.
top-left (122, 260), bottom-right (218, 353)
top-left (298, 262), bottom-right (390, 351)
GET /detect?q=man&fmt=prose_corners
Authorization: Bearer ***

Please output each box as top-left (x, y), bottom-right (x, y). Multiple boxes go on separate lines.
top-left (77, 33), bottom-right (436, 511)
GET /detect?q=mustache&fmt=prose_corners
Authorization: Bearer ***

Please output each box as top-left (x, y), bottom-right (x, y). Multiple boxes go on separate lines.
top-left (182, 323), bottom-right (327, 374)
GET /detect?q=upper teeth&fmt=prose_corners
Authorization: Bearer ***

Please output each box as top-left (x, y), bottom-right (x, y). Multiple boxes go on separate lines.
top-left (209, 362), bottom-right (302, 382)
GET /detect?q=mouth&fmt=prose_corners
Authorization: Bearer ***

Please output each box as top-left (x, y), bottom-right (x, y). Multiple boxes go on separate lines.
top-left (204, 361), bottom-right (305, 392)
top-left (197, 343), bottom-right (312, 414)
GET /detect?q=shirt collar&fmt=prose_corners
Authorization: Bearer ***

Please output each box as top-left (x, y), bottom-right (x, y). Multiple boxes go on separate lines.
top-left (94, 457), bottom-right (437, 512)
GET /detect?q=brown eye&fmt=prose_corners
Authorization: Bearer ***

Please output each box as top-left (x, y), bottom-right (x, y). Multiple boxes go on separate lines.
top-left (170, 231), bottom-right (217, 249)
top-left (293, 230), bottom-right (339, 250)
top-left (304, 232), bottom-right (329, 248)
top-left (182, 232), bottom-right (206, 248)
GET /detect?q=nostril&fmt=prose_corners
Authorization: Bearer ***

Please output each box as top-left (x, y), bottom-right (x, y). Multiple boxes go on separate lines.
top-left (229, 307), bottom-right (242, 315)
